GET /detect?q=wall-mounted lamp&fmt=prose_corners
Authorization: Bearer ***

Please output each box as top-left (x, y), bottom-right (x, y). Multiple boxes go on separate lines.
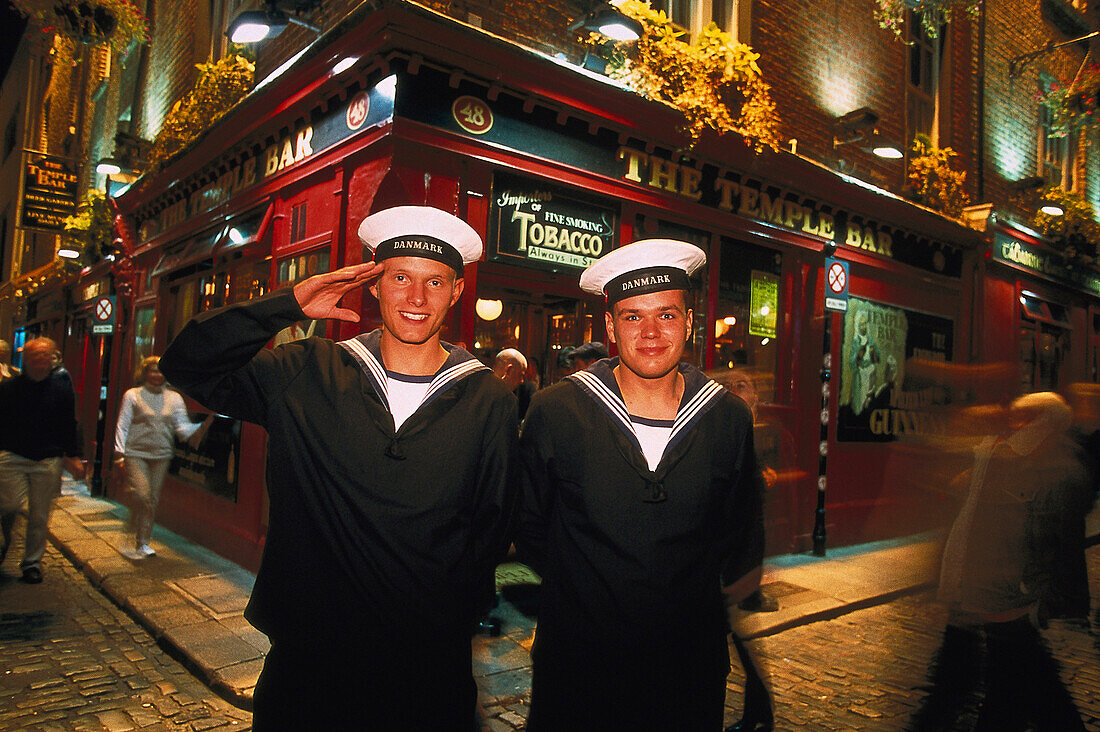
top-left (227, 1), bottom-right (320, 44)
top-left (57, 244), bottom-right (82, 259)
top-left (833, 107), bottom-right (903, 160)
top-left (1039, 200), bottom-right (1065, 216)
top-left (569, 3), bottom-right (643, 41)
top-left (475, 298), bottom-right (504, 321)
top-left (95, 157), bottom-right (122, 175)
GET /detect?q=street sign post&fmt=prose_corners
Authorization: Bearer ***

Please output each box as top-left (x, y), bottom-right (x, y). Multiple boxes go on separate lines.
top-left (91, 295), bottom-right (116, 335)
top-left (824, 258), bottom-right (849, 313)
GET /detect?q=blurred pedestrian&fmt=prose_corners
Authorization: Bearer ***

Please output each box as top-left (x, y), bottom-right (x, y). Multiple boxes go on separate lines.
top-left (938, 392), bottom-right (1087, 731)
top-left (720, 368), bottom-right (775, 732)
top-left (0, 337), bottom-right (85, 583)
top-left (0, 339), bottom-right (19, 382)
top-left (113, 356), bottom-right (212, 559)
top-left (160, 206), bottom-right (517, 730)
top-left (518, 240), bottom-right (763, 730)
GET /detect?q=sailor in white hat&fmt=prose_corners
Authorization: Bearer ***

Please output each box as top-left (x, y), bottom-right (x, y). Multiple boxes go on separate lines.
top-left (517, 238), bottom-right (764, 730)
top-left (160, 205), bottom-right (518, 728)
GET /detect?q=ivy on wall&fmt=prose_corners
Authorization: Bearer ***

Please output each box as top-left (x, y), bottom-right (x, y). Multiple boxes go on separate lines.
top-left (604, 1), bottom-right (779, 151)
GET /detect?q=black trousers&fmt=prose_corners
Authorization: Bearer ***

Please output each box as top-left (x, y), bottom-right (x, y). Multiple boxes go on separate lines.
top-left (252, 640), bottom-right (477, 731)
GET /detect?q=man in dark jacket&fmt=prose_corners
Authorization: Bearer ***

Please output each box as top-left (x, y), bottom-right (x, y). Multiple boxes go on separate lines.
top-left (517, 239), bottom-right (764, 730)
top-left (160, 206), bottom-right (518, 730)
top-left (0, 337), bottom-right (85, 584)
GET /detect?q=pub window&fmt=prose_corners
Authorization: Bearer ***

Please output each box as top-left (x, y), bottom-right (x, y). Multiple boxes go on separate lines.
top-left (1019, 291), bottom-right (1071, 392)
top-left (167, 280), bottom-right (198, 347)
top-left (228, 259), bottom-right (269, 303)
top-left (712, 236), bottom-right (780, 405)
top-left (651, 0), bottom-right (750, 41)
top-left (276, 247), bottom-right (329, 286)
top-left (291, 202), bottom-right (308, 243)
top-left (905, 12), bottom-right (947, 149)
top-left (131, 306), bottom-right (155, 378)
top-left (1039, 88), bottom-right (1074, 189)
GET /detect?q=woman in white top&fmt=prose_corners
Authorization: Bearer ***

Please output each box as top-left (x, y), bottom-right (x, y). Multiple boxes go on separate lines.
top-left (114, 356), bottom-right (211, 558)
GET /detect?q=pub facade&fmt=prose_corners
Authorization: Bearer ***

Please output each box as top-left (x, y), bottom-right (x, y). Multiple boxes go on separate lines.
top-left (97, 1), bottom-right (984, 569)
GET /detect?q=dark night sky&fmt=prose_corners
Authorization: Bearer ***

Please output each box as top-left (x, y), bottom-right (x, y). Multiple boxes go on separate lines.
top-left (0, 5), bottom-right (29, 82)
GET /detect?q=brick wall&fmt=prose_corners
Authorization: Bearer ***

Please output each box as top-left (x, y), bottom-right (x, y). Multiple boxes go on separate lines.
top-left (138, 0), bottom-right (207, 142)
top-left (981, 0), bottom-right (1089, 214)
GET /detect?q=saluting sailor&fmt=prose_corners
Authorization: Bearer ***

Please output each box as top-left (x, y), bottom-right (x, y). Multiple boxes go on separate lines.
top-left (516, 239), bottom-right (764, 730)
top-left (160, 206), bottom-right (518, 730)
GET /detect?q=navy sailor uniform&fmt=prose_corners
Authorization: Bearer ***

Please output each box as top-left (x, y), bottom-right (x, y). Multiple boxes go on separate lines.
top-left (517, 358), bottom-right (762, 730)
top-left (160, 288), bottom-right (518, 729)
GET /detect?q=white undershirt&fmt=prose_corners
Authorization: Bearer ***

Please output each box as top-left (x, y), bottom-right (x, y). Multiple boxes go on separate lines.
top-left (386, 372), bottom-right (433, 431)
top-left (630, 416), bottom-right (674, 471)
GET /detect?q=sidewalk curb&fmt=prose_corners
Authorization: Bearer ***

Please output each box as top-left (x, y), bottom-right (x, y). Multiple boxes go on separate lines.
top-left (46, 490), bottom-right (261, 711)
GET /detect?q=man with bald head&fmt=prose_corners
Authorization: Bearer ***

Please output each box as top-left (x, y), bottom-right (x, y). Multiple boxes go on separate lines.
top-left (493, 348), bottom-right (533, 420)
top-left (0, 337), bottom-right (85, 583)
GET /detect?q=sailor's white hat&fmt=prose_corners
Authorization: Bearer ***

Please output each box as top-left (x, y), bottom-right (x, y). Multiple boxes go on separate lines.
top-left (357, 206), bottom-right (482, 274)
top-left (579, 239), bottom-right (706, 305)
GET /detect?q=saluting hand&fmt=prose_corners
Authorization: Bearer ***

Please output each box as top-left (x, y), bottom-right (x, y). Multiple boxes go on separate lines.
top-left (293, 262), bottom-right (385, 322)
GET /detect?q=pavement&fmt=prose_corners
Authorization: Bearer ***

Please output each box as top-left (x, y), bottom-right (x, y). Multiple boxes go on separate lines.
top-left (41, 477), bottom-right (1100, 714)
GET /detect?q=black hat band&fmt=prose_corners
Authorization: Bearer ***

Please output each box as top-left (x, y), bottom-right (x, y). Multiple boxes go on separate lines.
top-left (370, 235), bottom-right (464, 274)
top-left (605, 266), bottom-right (692, 305)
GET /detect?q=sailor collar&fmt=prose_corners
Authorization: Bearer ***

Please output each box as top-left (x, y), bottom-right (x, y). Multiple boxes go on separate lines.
top-left (338, 329), bottom-right (490, 414)
top-left (567, 358), bottom-right (726, 469)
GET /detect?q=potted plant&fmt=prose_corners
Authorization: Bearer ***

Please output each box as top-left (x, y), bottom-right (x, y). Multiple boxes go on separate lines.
top-left (11, 0), bottom-right (150, 53)
top-left (904, 134), bottom-right (970, 218)
top-left (1039, 63), bottom-right (1100, 139)
top-left (1029, 185), bottom-right (1100, 262)
top-left (61, 189), bottom-right (116, 263)
top-left (873, 0), bottom-right (981, 40)
top-left (149, 53), bottom-right (256, 168)
top-left (600, 1), bottom-right (779, 151)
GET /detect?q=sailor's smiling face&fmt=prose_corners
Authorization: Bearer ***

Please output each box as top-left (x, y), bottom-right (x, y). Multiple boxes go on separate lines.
top-left (369, 256), bottom-right (463, 347)
top-left (605, 288), bottom-right (693, 380)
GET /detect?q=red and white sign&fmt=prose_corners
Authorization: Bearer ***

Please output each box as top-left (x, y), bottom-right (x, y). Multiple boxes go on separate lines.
top-left (346, 92), bottom-right (370, 130)
top-left (827, 261), bottom-right (847, 293)
top-left (93, 296), bottom-right (114, 323)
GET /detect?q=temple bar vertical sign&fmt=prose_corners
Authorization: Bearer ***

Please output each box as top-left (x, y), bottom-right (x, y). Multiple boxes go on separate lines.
top-left (22, 154), bottom-right (78, 230)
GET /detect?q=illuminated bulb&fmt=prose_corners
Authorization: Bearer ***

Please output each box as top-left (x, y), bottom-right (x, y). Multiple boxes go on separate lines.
top-left (723, 316), bottom-right (737, 325)
top-left (475, 298), bottom-right (503, 321)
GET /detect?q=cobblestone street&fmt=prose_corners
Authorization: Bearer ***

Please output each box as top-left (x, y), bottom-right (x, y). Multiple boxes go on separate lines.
top-left (0, 527), bottom-right (252, 732)
top-left (725, 545), bottom-right (1100, 731)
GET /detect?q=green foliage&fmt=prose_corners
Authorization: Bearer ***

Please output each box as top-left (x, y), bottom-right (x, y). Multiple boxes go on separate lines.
top-left (1031, 186), bottom-right (1100, 261)
top-left (11, 0), bottom-right (149, 53)
top-left (1039, 64), bottom-right (1100, 139)
top-left (149, 54), bottom-right (256, 168)
top-left (61, 189), bottom-right (115, 262)
top-left (904, 134), bottom-right (969, 218)
top-left (604, 1), bottom-right (779, 151)
top-left (873, 0), bottom-right (980, 41)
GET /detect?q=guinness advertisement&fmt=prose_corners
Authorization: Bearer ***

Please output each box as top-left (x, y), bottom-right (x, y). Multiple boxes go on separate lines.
top-left (838, 297), bottom-right (954, 442)
top-left (170, 414), bottom-right (242, 501)
top-left (488, 172), bottom-right (618, 273)
top-left (21, 154), bottom-right (78, 231)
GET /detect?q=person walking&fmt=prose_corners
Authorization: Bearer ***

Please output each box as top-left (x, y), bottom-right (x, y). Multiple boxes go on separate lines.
top-left (0, 339), bottom-right (19, 382)
top-left (160, 205), bottom-right (518, 730)
top-left (0, 337), bottom-right (85, 583)
top-left (113, 356), bottom-right (211, 558)
top-left (517, 239), bottom-right (764, 730)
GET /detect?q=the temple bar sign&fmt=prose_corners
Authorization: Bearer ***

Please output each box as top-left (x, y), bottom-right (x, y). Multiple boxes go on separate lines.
top-left (21, 154), bottom-right (78, 231)
top-left (489, 172), bottom-right (618, 273)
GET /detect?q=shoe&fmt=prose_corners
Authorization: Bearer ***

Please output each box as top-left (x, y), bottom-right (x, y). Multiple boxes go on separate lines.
top-left (135, 544), bottom-right (156, 558)
top-left (21, 566), bottom-right (43, 584)
top-left (726, 720), bottom-right (774, 732)
top-left (738, 590), bottom-right (779, 613)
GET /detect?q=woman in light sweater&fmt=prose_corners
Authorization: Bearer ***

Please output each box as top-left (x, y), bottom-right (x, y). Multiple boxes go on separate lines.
top-left (114, 356), bottom-right (211, 558)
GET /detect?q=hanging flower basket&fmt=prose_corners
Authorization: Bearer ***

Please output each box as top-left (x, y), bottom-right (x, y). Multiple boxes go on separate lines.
top-left (904, 134), bottom-right (970, 218)
top-left (11, 0), bottom-right (150, 53)
top-left (1040, 64), bottom-right (1100, 139)
top-left (601, 1), bottom-right (780, 151)
top-left (874, 0), bottom-right (981, 41)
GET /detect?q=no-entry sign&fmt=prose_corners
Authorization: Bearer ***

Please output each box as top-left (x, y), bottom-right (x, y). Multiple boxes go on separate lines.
top-left (824, 258), bottom-right (849, 312)
top-left (92, 295), bottom-right (116, 335)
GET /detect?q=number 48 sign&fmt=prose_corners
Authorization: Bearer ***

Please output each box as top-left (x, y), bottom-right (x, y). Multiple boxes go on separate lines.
top-left (452, 96), bottom-right (494, 135)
